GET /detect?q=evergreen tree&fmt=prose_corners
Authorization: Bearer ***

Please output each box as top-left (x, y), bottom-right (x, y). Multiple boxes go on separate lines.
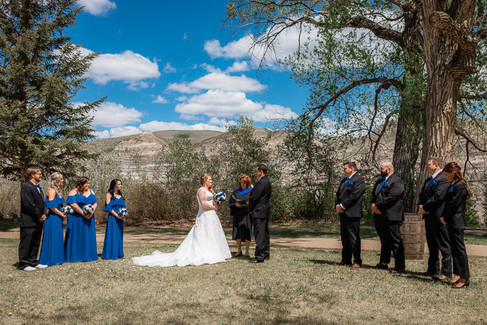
top-left (0, 0), bottom-right (104, 181)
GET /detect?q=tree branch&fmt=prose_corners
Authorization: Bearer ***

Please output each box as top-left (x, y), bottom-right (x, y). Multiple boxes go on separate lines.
top-left (455, 128), bottom-right (487, 153)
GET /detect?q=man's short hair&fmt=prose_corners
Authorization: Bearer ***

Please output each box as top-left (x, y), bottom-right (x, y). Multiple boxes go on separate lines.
top-left (26, 166), bottom-right (41, 180)
top-left (343, 161), bottom-right (358, 170)
top-left (257, 163), bottom-right (268, 175)
top-left (427, 157), bottom-right (444, 168)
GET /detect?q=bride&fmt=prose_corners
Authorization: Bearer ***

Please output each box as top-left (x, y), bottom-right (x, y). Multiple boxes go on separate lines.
top-left (132, 174), bottom-right (231, 267)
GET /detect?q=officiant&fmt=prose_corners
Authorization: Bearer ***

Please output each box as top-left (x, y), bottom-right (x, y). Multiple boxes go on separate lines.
top-left (229, 174), bottom-right (252, 257)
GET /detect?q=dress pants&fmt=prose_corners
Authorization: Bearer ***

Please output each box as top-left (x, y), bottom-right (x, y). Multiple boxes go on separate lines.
top-left (340, 215), bottom-right (362, 265)
top-left (375, 217), bottom-right (405, 270)
top-left (448, 227), bottom-right (470, 278)
top-left (374, 217), bottom-right (391, 264)
top-left (19, 226), bottom-right (43, 269)
top-left (425, 218), bottom-right (451, 275)
top-left (253, 217), bottom-right (269, 261)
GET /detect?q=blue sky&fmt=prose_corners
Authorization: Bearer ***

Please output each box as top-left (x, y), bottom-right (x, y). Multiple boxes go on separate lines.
top-left (69, 0), bottom-right (310, 138)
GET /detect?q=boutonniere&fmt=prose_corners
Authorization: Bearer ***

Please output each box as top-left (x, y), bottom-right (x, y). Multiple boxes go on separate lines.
top-left (431, 180), bottom-right (437, 186)
top-left (384, 182), bottom-right (390, 188)
top-left (448, 187), bottom-right (454, 193)
top-left (347, 181), bottom-right (354, 186)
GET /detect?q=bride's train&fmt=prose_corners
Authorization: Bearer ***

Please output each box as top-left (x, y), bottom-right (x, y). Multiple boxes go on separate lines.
top-left (132, 188), bottom-right (231, 267)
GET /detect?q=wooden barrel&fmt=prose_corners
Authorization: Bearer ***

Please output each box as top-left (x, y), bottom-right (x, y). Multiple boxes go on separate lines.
top-left (400, 213), bottom-right (425, 260)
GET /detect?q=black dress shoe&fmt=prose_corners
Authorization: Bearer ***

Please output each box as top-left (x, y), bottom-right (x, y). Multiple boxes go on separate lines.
top-left (373, 263), bottom-right (388, 270)
top-left (249, 259), bottom-right (264, 263)
top-left (234, 252), bottom-right (242, 258)
top-left (389, 268), bottom-right (405, 274)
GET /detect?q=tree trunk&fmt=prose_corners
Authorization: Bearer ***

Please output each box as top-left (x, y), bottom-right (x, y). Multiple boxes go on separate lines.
top-left (420, 0), bottom-right (477, 185)
top-left (393, 103), bottom-right (422, 212)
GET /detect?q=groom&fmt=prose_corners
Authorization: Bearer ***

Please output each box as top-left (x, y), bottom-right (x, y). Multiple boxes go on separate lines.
top-left (248, 163), bottom-right (272, 263)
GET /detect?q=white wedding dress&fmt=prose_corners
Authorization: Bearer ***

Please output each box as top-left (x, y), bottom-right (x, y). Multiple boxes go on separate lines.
top-left (132, 187), bottom-right (231, 267)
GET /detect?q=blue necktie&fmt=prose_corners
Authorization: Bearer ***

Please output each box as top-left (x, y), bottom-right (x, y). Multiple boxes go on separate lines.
top-left (377, 179), bottom-right (386, 193)
top-left (340, 178), bottom-right (349, 191)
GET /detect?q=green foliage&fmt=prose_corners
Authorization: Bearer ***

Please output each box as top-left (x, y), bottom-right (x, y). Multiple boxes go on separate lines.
top-left (0, 0), bottom-right (103, 182)
top-left (466, 199), bottom-right (480, 228)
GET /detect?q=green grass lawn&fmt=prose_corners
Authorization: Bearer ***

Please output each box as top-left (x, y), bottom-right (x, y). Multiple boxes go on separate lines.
top-left (1, 237), bottom-right (487, 324)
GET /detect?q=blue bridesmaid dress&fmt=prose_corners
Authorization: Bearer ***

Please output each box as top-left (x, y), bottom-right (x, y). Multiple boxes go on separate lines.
top-left (101, 196), bottom-right (126, 260)
top-left (64, 191), bottom-right (98, 262)
top-left (39, 194), bottom-right (65, 266)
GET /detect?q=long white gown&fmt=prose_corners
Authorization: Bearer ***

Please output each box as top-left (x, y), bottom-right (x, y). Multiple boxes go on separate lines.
top-left (132, 187), bottom-right (231, 267)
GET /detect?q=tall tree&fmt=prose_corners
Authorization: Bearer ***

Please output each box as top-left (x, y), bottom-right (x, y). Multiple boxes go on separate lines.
top-left (0, 0), bottom-right (103, 182)
top-left (225, 0), bottom-right (487, 210)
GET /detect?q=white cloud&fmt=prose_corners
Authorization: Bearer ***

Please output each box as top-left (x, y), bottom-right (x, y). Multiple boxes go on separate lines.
top-left (89, 101), bottom-right (143, 128)
top-left (226, 61), bottom-right (250, 73)
top-left (166, 82), bottom-right (199, 94)
top-left (249, 104), bottom-right (298, 122)
top-left (175, 90), bottom-right (296, 123)
top-left (78, 0), bottom-right (116, 16)
top-left (152, 95), bottom-right (169, 104)
top-left (85, 49), bottom-right (160, 89)
top-left (175, 90), bottom-right (261, 117)
top-left (204, 25), bottom-right (319, 70)
top-left (139, 121), bottom-right (225, 132)
top-left (191, 72), bottom-right (266, 92)
top-left (167, 72), bottom-right (266, 95)
top-left (96, 130), bottom-right (111, 139)
top-left (109, 126), bottom-right (142, 137)
top-left (163, 63), bottom-right (176, 73)
top-left (208, 117), bottom-right (237, 127)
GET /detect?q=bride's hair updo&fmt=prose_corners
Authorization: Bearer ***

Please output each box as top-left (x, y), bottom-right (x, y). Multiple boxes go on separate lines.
top-left (200, 173), bottom-right (216, 196)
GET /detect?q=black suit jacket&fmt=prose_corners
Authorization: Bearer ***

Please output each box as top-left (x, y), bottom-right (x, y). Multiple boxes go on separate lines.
top-left (20, 181), bottom-right (46, 228)
top-left (249, 175), bottom-right (272, 219)
top-left (370, 173), bottom-right (404, 222)
top-left (418, 171), bottom-right (449, 223)
top-left (335, 173), bottom-right (365, 218)
top-left (442, 182), bottom-right (468, 230)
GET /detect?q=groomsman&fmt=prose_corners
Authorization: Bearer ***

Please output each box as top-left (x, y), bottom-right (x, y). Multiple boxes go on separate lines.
top-left (335, 162), bottom-right (365, 269)
top-left (418, 157), bottom-right (451, 280)
top-left (370, 161), bottom-right (406, 273)
top-left (19, 166), bottom-right (47, 271)
top-left (248, 163), bottom-right (272, 263)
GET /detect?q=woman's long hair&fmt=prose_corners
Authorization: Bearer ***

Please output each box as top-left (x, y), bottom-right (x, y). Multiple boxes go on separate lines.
top-left (443, 162), bottom-right (471, 199)
top-left (200, 173), bottom-right (215, 196)
top-left (108, 179), bottom-right (123, 198)
top-left (76, 176), bottom-right (90, 194)
top-left (50, 172), bottom-right (63, 195)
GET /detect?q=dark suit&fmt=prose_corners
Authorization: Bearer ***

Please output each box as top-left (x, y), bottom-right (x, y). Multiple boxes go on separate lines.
top-left (443, 182), bottom-right (469, 279)
top-left (249, 175), bottom-right (271, 261)
top-left (335, 172), bottom-right (365, 265)
top-left (19, 181), bottom-right (46, 269)
top-left (370, 173), bottom-right (405, 271)
top-left (418, 171), bottom-right (451, 275)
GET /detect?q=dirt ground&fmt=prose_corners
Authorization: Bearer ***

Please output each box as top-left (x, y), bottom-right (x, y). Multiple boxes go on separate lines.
top-left (2, 226), bottom-right (487, 256)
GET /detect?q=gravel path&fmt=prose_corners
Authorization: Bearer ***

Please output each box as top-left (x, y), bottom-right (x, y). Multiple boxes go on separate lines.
top-left (2, 227), bottom-right (487, 257)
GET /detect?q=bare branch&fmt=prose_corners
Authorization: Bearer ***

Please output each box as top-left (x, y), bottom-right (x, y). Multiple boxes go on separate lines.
top-left (455, 128), bottom-right (487, 153)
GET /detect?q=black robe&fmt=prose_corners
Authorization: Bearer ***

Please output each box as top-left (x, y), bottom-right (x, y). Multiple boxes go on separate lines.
top-left (229, 188), bottom-right (252, 241)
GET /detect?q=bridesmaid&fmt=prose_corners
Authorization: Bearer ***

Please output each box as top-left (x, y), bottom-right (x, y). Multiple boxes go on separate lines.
top-left (441, 162), bottom-right (471, 288)
top-left (229, 174), bottom-right (252, 257)
top-left (101, 179), bottom-right (126, 260)
top-left (65, 176), bottom-right (98, 262)
top-left (38, 172), bottom-right (66, 267)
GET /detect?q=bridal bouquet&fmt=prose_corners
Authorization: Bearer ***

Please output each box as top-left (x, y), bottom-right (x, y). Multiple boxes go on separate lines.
top-left (215, 191), bottom-right (227, 203)
top-left (83, 204), bottom-right (94, 214)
